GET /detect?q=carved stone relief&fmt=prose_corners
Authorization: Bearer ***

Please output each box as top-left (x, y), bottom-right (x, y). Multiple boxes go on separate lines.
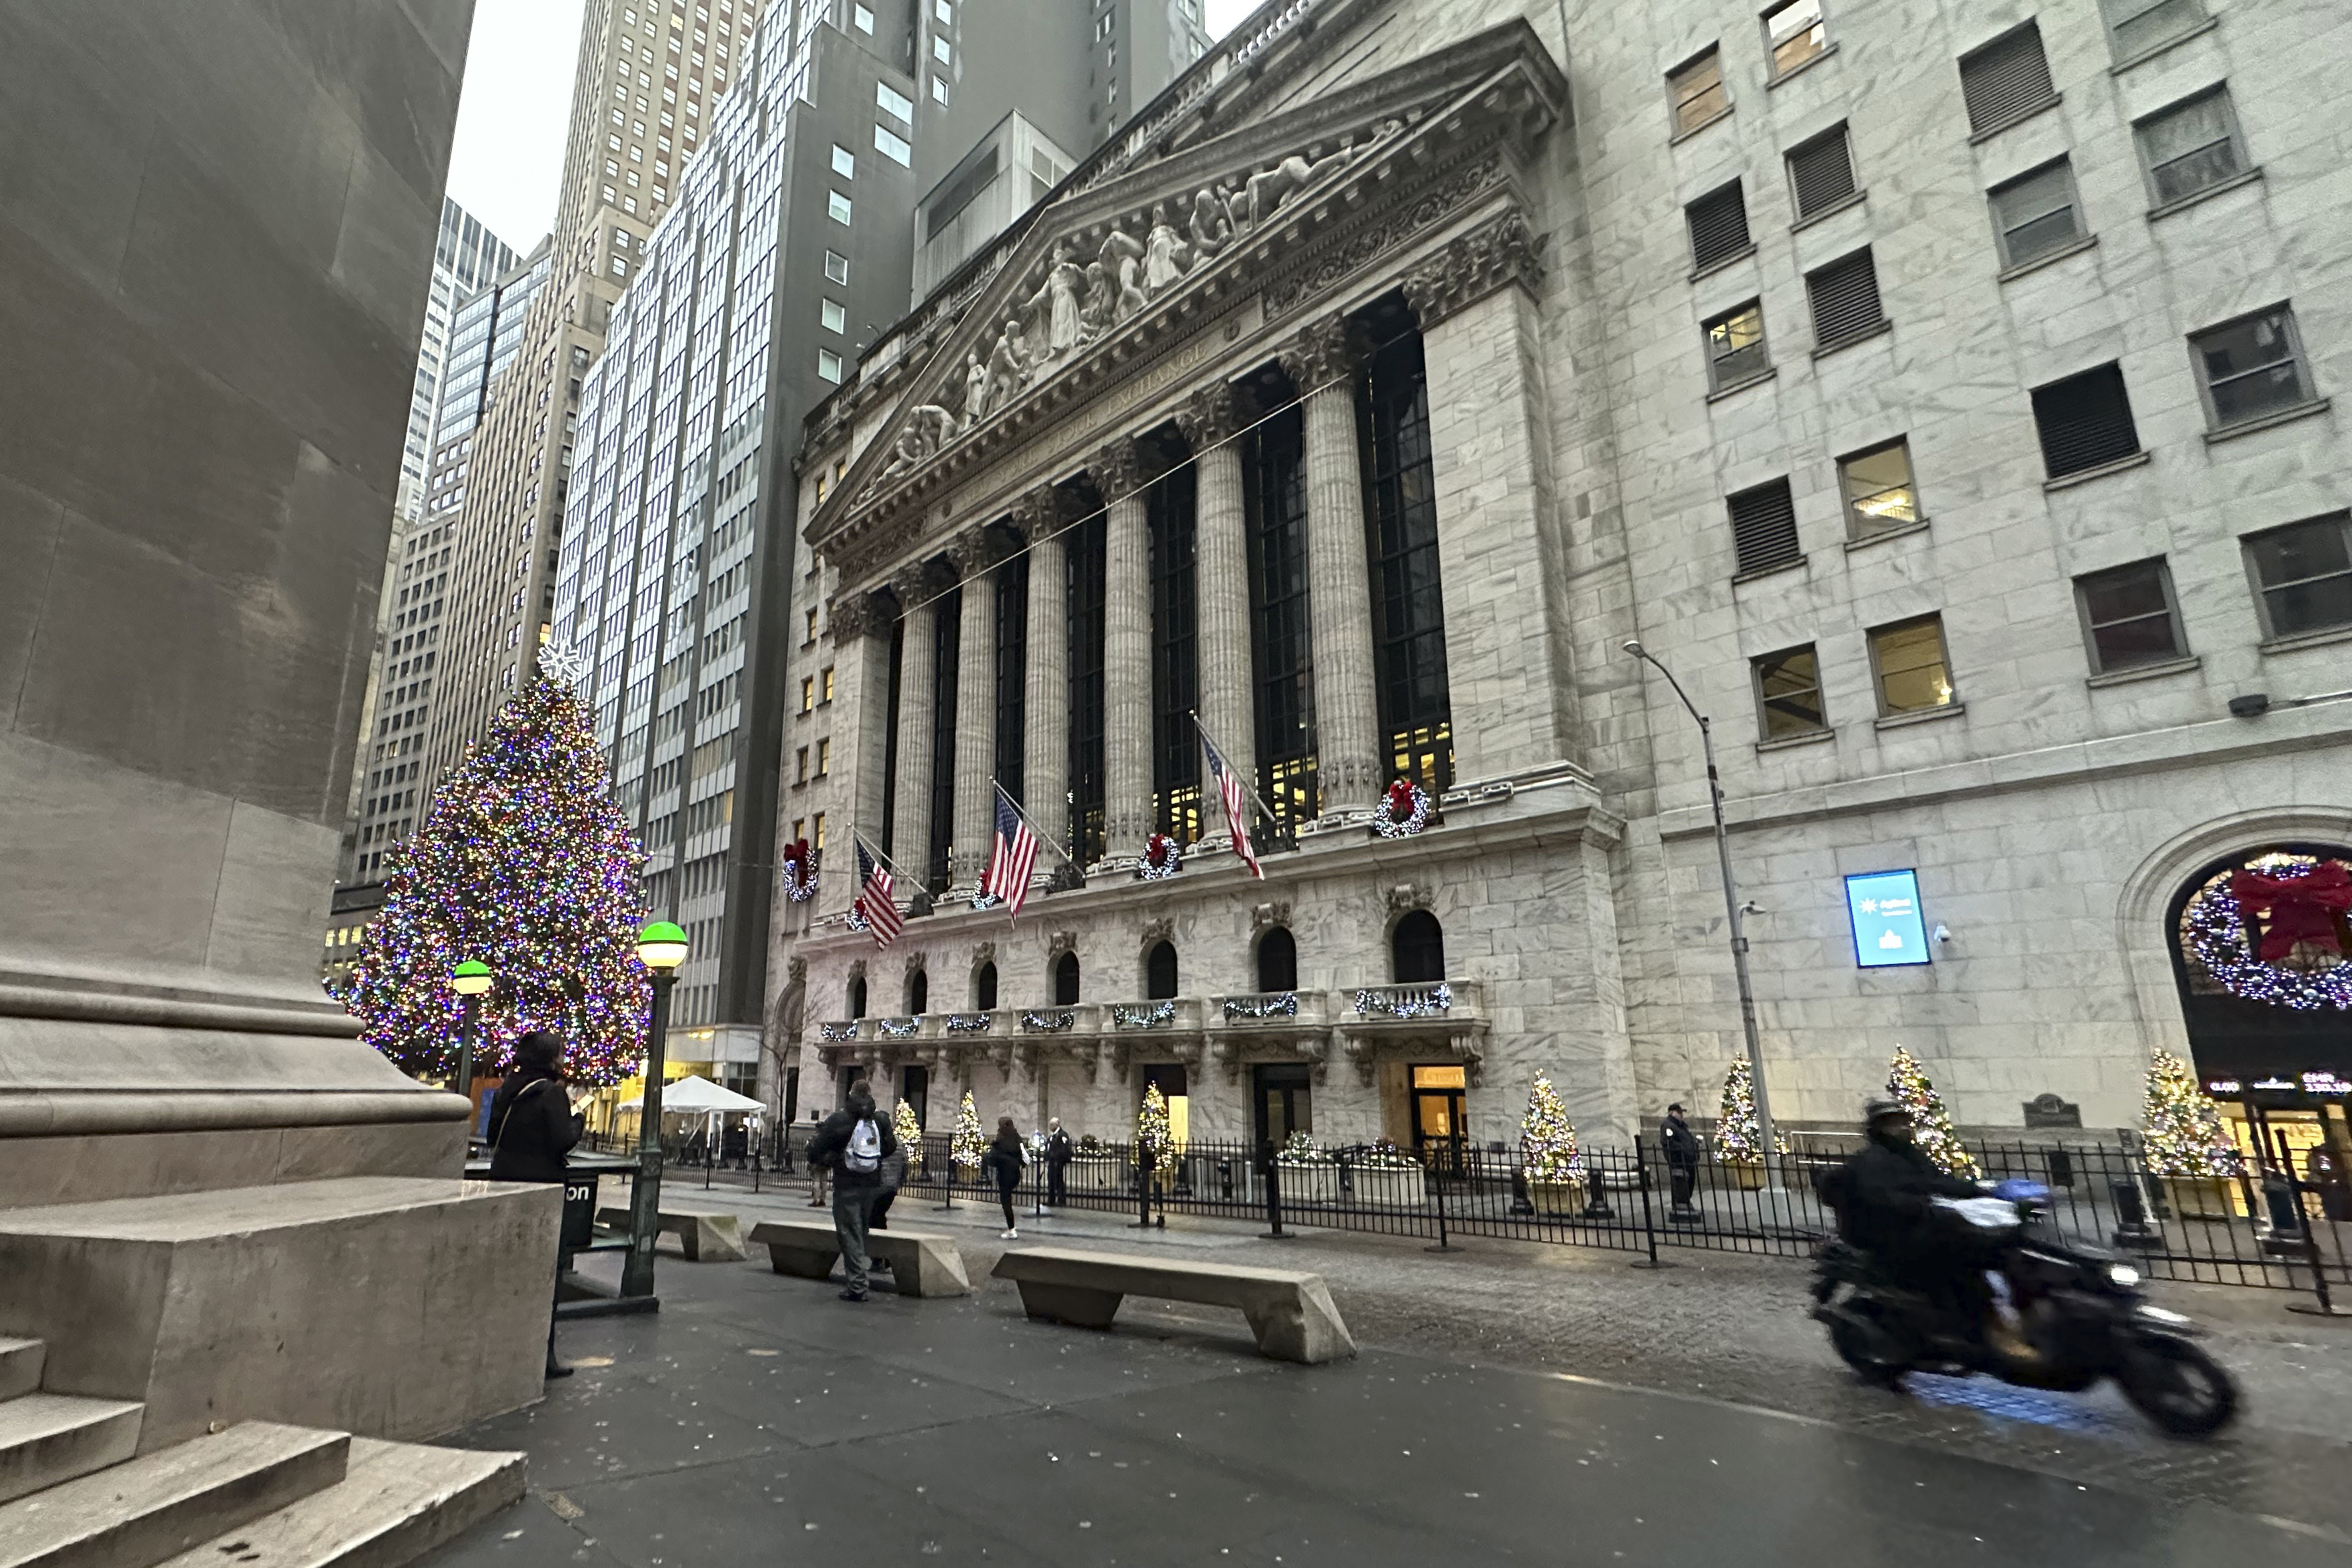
top-left (1401, 209), bottom-right (1547, 330)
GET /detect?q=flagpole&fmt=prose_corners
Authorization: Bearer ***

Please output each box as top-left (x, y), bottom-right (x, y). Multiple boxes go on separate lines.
top-left (986, 778), bottom-right (1079, 867)
top-left (1190, 711), bottom-right (1286, 836)
top-left (853, 829), bottom-right (919, 887)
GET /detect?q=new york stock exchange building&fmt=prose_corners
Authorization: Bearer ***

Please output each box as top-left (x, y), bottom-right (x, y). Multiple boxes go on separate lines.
top-left (766, 0), bottom-right (2352, 1166)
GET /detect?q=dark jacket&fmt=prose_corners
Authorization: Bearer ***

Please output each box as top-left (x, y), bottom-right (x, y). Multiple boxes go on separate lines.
top-left (1825, 1131), bottom-right (1980, 1252)
top-left (806, 1094), bottom-right (899, 1187)
top-left (1661, 1115), bottom-right (1701, 1168)
top-left (487, 1069), bottom-right (581, 1184)
top-left (1046, 1129), bottom-right (1074, 1167)
top-left (986, 1131), bottom-right (1026, 1188)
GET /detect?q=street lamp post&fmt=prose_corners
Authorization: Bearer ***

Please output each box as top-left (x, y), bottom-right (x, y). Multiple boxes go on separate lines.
top-left (1624, 640), bottom-right (1779, 1164)
top-left (621, 921), bottom-right (690, 1300)
top-left (451, 959), bottom-right (494, 1137)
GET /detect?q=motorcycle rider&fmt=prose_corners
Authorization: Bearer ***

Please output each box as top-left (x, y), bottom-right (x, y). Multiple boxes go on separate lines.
top-left (1823, 1098), bottom-right (2005, 1348)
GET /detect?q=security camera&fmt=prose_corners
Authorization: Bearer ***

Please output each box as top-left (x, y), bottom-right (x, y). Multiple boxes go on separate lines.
top-left (1933, 924), bottom-right (1952, 945)
top-left (1740, 900), bottom-right (1766, 916)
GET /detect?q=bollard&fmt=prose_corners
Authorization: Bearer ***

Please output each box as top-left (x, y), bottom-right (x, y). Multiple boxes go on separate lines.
top-left (1424, 1161), bottom-right (1457, 1253)
top-left (1583, 1154), bottom-right (1616, 1221)
top-left (1260, 1142), bottom-right (1289, 1239)
top-left (1219, 1158), bottom-right (1234, 1203)
top-left (1630, 1137), bottom-right (1673, 1270)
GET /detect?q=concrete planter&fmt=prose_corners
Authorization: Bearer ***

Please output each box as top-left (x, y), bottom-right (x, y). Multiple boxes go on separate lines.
top-left (1278, 1163), bottom-right (1338, 1203)
top-left (1342, 1166), bottom-right (1427, 1208)
top-left (1721, 1160), bottom-right (1766, 1192)
top-left (2160, 1175), bottom-right (2233, 1221)
top-left (1526, 1178), bottom-right (1585, 1214)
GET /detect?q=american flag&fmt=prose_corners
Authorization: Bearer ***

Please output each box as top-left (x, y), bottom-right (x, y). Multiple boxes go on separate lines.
top-left (855, 841), bottom-right (902, 947)
top-left (984, 787), bottom-right (1039, 920)
top-left (1203, 735), bottom-right (1263, 879)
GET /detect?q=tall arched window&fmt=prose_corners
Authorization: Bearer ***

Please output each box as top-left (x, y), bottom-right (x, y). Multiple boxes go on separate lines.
top-left (1053, 951), bottom-right (1081, 1005)
top-left (1256, 928), bottom-right (1297, 992)
top-left (1145, 940), bottom-right (1178, 999)
top-left (1391, 910), bottom-right (1444, 984)
top-left (908, 970), bottom-right (928, 1015)
top-left (975, 961), bottom-right (998, 1011)
top-left (846, 975), bottom-right (867, 1018)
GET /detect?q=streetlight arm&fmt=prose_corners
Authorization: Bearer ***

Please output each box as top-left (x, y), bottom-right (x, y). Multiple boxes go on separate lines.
top-left (1630, 644), bottom-right (1704, 729)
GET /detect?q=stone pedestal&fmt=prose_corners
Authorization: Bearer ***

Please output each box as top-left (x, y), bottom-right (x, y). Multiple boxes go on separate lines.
top-left (0, 1176), bottom-right (561, 1452)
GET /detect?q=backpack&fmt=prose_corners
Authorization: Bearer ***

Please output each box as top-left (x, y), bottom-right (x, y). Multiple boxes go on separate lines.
top-left (844, 1115), bottom-right (883, 1174)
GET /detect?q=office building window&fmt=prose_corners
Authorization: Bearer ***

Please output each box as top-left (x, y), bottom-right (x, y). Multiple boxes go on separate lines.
top-left (932, 34), bottom-right (951, 63)
top-left (1868, 615), bottom-right (1956, 715)
top-left (826, 190), bottom-right (851, 224)
top-left (2190, 305), bottom-right (2312, 429)
top-left (800, 675), bottom-right (814, 712)
top-left (1364, 331), bottom-right (1453, 795)
top-left (2242, 514), bottom-right (2352, 641)
top-left (1704, 301), bottom-right (1768, 390)
top-left (1727, 478), bottom-right (1802, 576)
top-left (2136, 87), bottom-right (2248, 206)
top-left (1839, 439), bottom-right (1920, 537)
top-left (824, 249), bottom-right (849, 283)
top-left (813, 812), bottom-right (826, 849)
top-left (1806, 248), bottom-right (1884, 349)
top-left (932, 75), bottom-right (949, 104)
top-left (1763, 0), bottom-right (1828, 75)
top-left (820, 298), bottom-right (847, 333)
top-left (1685, 180), bottom-right (1752, 271)
top-left (795, 746), bottom-right (808, 784)
top-left (2075, 558), bottom-right (2187, 673)
top-left (830, 144), bottom-right (855, 178)
top-left (876, 79), bottom-right (911, 120)
top-left (817, 348), bottom-right (843, 382)
top-left (1958, 22), bottom-right (2057, 137)
top-left (875, 122), bottom-right (911, 165)
top-left (817, 737), bottom-right (830, 775)
top-left (853, 3), bottom-right (874, 31)
top-left (1787, 123), bottom-right (1856, 219)
top-left (2030, 363), bottom-right (2140, 479)
top-left (1667, 46), bottom-right (1727, 134)
top-left (2100, 0), bottom-right (2206, 62)
top-left (1989, 157), bottom-right (2086, 269)
top-left (1752, 645), bottom-right (1827, 739)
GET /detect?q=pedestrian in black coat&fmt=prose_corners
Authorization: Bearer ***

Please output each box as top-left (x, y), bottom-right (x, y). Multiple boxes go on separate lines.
top-left (1044, 1117), bottom-right (1073, 1207)
top-left (1661, 1102), bottom-right (1702, 1217)
top-left (806, 1081), bottom-right (898, 1300)
top-left (986, 1117), bottom-right (1027, 1239)
top-left (484, 1031), bottom-right (582, 1378)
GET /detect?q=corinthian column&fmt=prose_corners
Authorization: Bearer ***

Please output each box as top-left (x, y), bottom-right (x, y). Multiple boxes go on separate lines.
top-left (947, 530), bottom-right (999, 897)
top-left (1279, 315), bottom-right (1383, 823)
top-left (1093, 439), bottom-right (1153, 868)
top-left (1176, 382), bottom-right (1254, 840)
top-left (889, 566), bottom-right (939, 891)
top-left (1018, 487), bottom-right (1069, 860)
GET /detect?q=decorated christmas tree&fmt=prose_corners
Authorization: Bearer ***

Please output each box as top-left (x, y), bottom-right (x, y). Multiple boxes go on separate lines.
top-left (2139, 1049), bottom-right (2245, 1177)
top-left (1518, 1072), bottom-right (1584, 1184)
top-left (337, 648), bottom-right (648, 1086)
top-left (1887, 1045), bottom-right (1979, 1179)
top-left (894, 1098), bottom-right (926, 1176)
top-left (951, 1090), bottom-right (986, 1173)
top-left (1134, 1083), bottom-right (1177, 1176)
top-left (1714, 1060), bottom-right (1786, 1162)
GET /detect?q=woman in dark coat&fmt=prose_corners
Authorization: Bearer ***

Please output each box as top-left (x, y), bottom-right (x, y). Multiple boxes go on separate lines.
top-left (986, 1116), bottom-right (1027, 1240)
top-left (485, 1031), bottom-right (582, 1377)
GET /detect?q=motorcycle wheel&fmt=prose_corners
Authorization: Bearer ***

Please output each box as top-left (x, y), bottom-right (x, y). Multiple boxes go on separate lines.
top-left (1827, 1301), bottom-right (1908, 1388)
top-left (2116, 1336), bottom-right (2238, 1438)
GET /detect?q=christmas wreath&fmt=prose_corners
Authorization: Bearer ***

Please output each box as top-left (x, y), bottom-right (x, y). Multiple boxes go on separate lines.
top-left (780, 838), bottom-right (816, 903)
top-left (1373, 778), bottom-right (1430, 839)
top-left (845, 900), bottom-right (871, 934)
top-left (1139, 832), bottom-right (1182, 881)
top-left (2181, 855), bottom-right (2352, 1011)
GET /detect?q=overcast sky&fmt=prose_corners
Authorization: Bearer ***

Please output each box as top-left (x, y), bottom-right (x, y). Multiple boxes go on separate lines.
top-left (445, 0), bottom-right (1266, 249)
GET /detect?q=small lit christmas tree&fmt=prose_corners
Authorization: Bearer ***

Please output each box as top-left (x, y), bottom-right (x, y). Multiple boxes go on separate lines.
top-left (1887, 1045), bottom-right (1979, 1179)
top-left (2139, 1049), bottom-right (2245, 1177)
top-left (1134, 1083), bottom-right (1177, 1176)
top-left (1518, 1072), bottom-right (1584, 1184)
top-left (951, 1089), bottom-right (986, 1174)
top-left (337, 648), bottom-right (648, 1086)
top-left (1714, 1060), bottom-right (1785, 1162)
top-left (894, 1098), bottom-right (926, 1176)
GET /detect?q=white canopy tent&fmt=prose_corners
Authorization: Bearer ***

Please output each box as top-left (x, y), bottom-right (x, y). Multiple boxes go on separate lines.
top-left (618, 1074), bottom-right (765, 1116)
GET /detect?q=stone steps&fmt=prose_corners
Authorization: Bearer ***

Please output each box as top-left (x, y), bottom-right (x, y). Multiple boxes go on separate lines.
top-left (0, 1422), bottom-right (349, 1568)
top-left (0, 1394), bottom-right (143, 1507)
top-left (153, 1438), bottom-right (525, 1568)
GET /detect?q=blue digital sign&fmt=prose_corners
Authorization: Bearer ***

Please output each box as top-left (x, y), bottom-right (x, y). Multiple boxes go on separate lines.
top-left (1846, 869), bottom-right (1931, 968)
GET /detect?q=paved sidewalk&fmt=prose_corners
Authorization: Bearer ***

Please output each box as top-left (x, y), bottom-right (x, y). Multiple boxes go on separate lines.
top-left (634, 1174), bottom-right (2352, 1532)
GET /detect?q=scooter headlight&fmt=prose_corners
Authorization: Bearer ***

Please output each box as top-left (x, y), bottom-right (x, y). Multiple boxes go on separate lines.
top-left (2107, 1263), bottom-right (2142, 1288)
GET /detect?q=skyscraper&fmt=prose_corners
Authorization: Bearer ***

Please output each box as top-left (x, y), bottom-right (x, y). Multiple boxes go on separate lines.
top-left (397, 200), bottom-right (522, 521)
top-left (417, 0), bottom-right (767, 819)
top-left (552, 0), bottom-right (1209, 1085)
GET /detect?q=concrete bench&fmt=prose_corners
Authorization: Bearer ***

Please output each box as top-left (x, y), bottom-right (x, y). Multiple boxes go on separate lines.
top-left (595, 1205), bottom-right (748, 1262)
top-left (745, 1217), bottom-right (971, 1297)
top-left (990, 1246), bottom-right (1355, 1364)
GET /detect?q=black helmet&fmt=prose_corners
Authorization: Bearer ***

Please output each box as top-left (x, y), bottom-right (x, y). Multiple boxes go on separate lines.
top-left (1862, 1097), bottom-right (1911, 1125)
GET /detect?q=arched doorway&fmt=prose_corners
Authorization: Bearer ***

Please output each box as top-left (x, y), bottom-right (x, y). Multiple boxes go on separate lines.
top-left (2165, 842), bottom-right (2352, 1182)
top-left (908, 970), bottom-right (928, 1016)
top-left (1256, 927), bottom-right (1297, 992)
top-left (846, 975), bottom-right (867, 1019)
top-left (1053, 951), bottom-right (1081, 1005)
top-left (975, 961), bottom-right (998, 1011)
top-left (1145, 941), bottom-right (1178, 999)
top-left (1391, 910), bottom-right (1444, 984)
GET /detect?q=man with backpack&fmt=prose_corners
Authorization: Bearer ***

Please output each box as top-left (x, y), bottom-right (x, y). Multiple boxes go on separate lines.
top-left (805, 1079), bottom-right (899, 1301)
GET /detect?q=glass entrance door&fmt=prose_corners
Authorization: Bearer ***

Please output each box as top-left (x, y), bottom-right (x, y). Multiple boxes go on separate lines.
top-left (1411, 1063), bottom-right (1467, 1171)
top-left (1254, 1063), bottom-right (1313, 1149)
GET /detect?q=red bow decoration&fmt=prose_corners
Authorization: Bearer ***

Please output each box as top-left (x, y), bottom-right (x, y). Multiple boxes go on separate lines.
top-left (1145, 833), bottom-right (1172, 867)
top-left (2229, 861), bottom-right (2352, 961)
top-left (1385, 779), bottom-right (1416, 818)
top-left (783, 838), bottom-right (809, 868)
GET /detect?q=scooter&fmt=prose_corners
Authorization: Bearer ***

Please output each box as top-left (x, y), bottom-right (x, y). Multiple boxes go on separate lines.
top-left (1810, 1180), bottom-right (2239, 1438)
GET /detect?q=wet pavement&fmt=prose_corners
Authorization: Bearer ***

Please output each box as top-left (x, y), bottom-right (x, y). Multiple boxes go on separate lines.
top-left (421, 1189), bottom-right (2352, 1567)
